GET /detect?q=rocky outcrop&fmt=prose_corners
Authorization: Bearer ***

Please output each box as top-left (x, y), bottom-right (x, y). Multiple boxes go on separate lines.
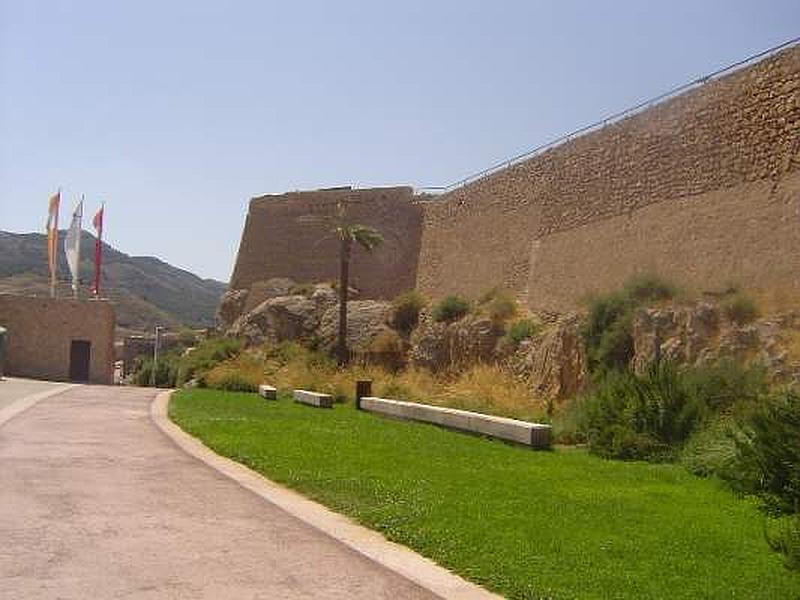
top-left (631, 304), bottom-right (800, 385)
top-left (216, 277), bottom-right (299, 332)
top-left (317, 300), bottom-right (395, 355)
top-left (409, 315), bottom-right (501, 371)
top-left (509, 315), bottom-right (587, 400)
top-left (224, 283), bottom-right (339, 345)
top-left (216, 288), bottom-right (249, 332)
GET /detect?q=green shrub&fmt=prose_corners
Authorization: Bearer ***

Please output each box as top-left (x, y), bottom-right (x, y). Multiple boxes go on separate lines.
top-left (721, 292), bottom-right (759, 325)
top-left (578, 363), bottom-right (702, 461)
top-left (391, 290), bottom-right (426, 333)
top-left (767, 515), bottom-right (800, 571)
top-left (576, 359), bottom-right (767, 463)
top-left (623, 273), bottom-right (677, 303)
top-left (174, 337), bottom-right (244, 386)
top-left (504, 318), bottom-right (539, 346)
top-left (682, 358), bottom-right (767, 414)
top-left (733, 388), bottom-right (800, 513)
top-left (582, 291), bottom-right (635, 375)
top-left (209, 372), bottom-right (259, 392)
top-left (432, 295), bottom-right (470, 323)
top-left (582, 274), bottom-right (676, 376)
top-left (134, 356), bottom-right (178, 387)
top-left (680, 416), bottom-right (739, 478)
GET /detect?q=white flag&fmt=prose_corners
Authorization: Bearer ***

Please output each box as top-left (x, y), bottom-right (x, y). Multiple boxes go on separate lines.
top-left (64, 198), bottom-right (83, 297)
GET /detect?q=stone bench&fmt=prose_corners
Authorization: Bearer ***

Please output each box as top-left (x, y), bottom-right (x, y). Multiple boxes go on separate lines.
top-left (293, 389), bottom-right (333, 409)
top-left (258, 384), bottom-right (277, 400)
top-left (360, 397), bottom-right (551, 448)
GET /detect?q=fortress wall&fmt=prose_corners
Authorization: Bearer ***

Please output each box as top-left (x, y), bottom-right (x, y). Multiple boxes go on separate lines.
top-left (417, 45), bottom-right (800, 307)
top-left (229, 186), bottom-right (423, 300)
top-left (528, 171), bottom-right (800, 311)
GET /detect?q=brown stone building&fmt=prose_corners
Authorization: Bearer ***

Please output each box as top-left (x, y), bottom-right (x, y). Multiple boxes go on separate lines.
top-left (0, 294), bottom-right (115, 384)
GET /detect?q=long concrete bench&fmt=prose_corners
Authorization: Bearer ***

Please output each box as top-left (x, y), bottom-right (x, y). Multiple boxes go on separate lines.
top-left (293, 389), bottom-right (333, 408)
top-left (258, 384), bottom-right (277, 400)
top-left (360, 397), bottom-right (551, 448)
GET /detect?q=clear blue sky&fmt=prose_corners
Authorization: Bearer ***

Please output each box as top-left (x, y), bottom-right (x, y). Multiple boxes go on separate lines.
top-left (2, 1), bottom-right (798, 282)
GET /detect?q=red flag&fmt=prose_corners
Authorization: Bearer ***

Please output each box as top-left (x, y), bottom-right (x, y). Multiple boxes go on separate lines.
top-left (91, 204), bottom-right (104, 297)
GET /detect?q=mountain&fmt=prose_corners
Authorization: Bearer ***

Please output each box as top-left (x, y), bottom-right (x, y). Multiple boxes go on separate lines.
top-left (0, 230), bottom-right (227, 335)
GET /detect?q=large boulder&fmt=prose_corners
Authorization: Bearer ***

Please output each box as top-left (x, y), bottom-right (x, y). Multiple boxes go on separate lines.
top-left (409, 314), bottom-right (501, 371)
top-left (241, 277), bottom-right (297, 314)
top-left (318, 300), bottom-right (395, 354)
top-left (227, 294), bottom-right (323, 346)
top-left (509, 314), bottom-right (587, 400)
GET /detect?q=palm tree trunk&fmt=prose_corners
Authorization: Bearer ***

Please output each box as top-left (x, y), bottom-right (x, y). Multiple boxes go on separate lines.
top-left (337, 238), bottom-right (351, 365)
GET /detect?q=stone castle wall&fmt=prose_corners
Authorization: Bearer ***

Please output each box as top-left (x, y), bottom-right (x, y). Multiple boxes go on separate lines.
top-left (0, 294), bottom-right (115, 384)
top-left (416, 45), bottom-right (800, 310)
top-left (228, 46), bottom-right (799, 314)
top-left (230, 186), bottom-right (423, 300)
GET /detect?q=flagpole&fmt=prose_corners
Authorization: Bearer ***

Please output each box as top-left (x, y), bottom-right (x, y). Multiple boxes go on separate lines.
top-left (93, 201), bottom-right (104, 298)
top-left (75, 195), bottom-right (83, 300)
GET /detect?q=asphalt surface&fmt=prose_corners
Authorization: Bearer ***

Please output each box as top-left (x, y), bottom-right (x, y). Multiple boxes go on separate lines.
top-left (0, 385), bottom-right (438, 599)
top-left (0, 377), bottom-right (65, 412)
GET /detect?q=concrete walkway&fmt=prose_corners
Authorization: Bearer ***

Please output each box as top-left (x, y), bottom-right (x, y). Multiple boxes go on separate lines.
top-left (0, 385), bottom-right (438, 599)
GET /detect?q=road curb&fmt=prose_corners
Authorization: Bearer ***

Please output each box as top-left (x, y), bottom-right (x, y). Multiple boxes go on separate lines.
top-left (150, 390), bottom-right (502, 600)
top-left (0, 381), bottom-right (76, 428)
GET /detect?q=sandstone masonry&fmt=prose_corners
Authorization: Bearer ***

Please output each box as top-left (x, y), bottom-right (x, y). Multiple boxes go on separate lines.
top-left (0, 294), bottom-right (115, 384)
top-left (228, 46), bottom-right (800, 314)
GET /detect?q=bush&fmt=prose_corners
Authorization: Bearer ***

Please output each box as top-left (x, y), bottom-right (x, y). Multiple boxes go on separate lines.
top-left (432, 295), bottom-right (470, 323)
top-left (582, 291), bottom-right (635, 375)
top-left (576, 359), bottom-right (768, 462)
top-left (209, 372), bottom-right (259, 392)
top-left (623, 273), bottom-right (677, 303)
top-left (680, 416), bottom-right (739, 478)
top-left (392, 290), bottom-right (426, 333)
top-left (767, 515), bottom-right (800, 571)
top-left (733, 388), bottom-right (800, 513)
top-left (134, 356), bottom-right (178, 387)
top-left (174, 337), bottom-right (244, 386)
top-left (504, 318), bottom-right (539, 346)
top-left (578, 363), bottom-right (702, 461)
top-left (721, 292), bottom-right (759, 325)
top-left (205, 353), bottom-right (263, 392)
top-left (582, 274), bottom-right (676, 376)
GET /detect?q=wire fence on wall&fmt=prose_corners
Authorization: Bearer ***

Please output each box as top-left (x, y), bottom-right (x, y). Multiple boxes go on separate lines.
top-left (417, 36), bottom-right (800, 195)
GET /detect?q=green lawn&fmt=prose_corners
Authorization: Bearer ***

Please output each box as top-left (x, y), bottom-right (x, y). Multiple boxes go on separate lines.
top-left (170, 389), bottom-right (800, 599)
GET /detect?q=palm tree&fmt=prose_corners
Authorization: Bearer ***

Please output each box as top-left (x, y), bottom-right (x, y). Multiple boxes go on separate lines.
top-left (327, 202), bottom-right (384, 365)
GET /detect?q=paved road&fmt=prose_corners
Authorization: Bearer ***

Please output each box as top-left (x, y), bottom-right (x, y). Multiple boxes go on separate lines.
top-left (0, 385), bottom-right (437, 599)
top-left (0, 377), bottom-right (65, 412)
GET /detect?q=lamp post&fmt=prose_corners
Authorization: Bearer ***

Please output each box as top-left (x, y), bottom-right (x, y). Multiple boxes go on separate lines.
top-left (151, 325), bottom-right (164, 387)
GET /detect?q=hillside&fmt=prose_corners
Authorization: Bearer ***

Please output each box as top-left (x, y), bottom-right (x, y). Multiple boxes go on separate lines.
top-left (0, 230), bottom-right (227, 334)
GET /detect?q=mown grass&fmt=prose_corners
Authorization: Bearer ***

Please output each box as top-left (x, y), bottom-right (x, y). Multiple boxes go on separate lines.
top-left (170, 389), bottom-right (800, 600)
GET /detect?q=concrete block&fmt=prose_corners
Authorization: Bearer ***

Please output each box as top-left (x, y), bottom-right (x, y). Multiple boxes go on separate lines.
top-left (258, 384), bottom-right (277, 400)
top-left (293, 389), bottom-right (333, 408)
top-left (360, 397), bottom-right (551, 448)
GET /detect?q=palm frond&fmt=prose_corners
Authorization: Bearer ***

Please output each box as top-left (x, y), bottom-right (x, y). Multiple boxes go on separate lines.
top-left (350, 225), bottom-right (384, 251)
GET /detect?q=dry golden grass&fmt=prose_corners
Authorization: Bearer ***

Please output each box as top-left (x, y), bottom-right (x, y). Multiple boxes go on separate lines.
top-left (237, 342), bottom-right (548, 421)
top-left (205, 353), bottom-right (264, 391)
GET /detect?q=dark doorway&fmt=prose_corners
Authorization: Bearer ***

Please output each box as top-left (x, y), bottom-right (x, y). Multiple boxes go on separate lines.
top-left (69, 340), bottom-right (91, 382)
